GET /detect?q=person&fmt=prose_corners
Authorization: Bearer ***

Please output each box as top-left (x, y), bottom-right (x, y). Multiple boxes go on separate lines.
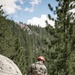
top-left (26, 56), bottom-right (47, 75)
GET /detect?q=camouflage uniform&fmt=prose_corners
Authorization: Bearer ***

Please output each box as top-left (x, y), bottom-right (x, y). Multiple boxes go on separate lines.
top-left (27, 61), bottom-right (47, 75)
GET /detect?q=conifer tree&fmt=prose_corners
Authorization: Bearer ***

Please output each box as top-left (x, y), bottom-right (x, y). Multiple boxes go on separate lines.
top-left (47, 0), bottom-right (75, 75)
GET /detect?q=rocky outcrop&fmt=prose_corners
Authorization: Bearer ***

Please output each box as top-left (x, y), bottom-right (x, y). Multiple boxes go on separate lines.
top-left (0, 54), bottom-right (22, 75)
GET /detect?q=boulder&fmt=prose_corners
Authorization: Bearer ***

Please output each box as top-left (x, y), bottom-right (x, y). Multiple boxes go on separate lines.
top-left (0, 54), bottom-right (22, 75)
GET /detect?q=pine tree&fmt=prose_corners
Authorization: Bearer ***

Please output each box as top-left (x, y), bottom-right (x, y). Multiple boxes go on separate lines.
top-left (47, 0), bottom-right (75, 75)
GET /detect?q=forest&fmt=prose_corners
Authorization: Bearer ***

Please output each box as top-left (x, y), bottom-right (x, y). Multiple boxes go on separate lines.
top-left (0, 0), bottom-right (75, 75)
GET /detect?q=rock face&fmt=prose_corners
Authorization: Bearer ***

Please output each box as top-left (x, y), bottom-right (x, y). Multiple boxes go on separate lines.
top-left (0, 54), bottom-right (22, 75)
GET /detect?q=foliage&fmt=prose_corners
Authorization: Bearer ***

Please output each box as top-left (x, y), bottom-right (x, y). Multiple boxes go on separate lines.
top-left (46, 0), bottom-right (75, 75)
top-left (0, 6), bottom-right (50, 74)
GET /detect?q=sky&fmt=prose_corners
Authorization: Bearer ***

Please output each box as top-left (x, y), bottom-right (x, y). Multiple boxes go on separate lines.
top-left (0, 0), bottom-right (58, 27)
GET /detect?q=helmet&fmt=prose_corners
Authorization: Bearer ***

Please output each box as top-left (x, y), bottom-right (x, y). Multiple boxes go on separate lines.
top-left (37, 56), bottom-right (45, 62)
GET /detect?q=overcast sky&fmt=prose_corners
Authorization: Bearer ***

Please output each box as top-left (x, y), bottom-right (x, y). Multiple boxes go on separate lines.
top-left (0, 0), bottom-right (58, 27)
